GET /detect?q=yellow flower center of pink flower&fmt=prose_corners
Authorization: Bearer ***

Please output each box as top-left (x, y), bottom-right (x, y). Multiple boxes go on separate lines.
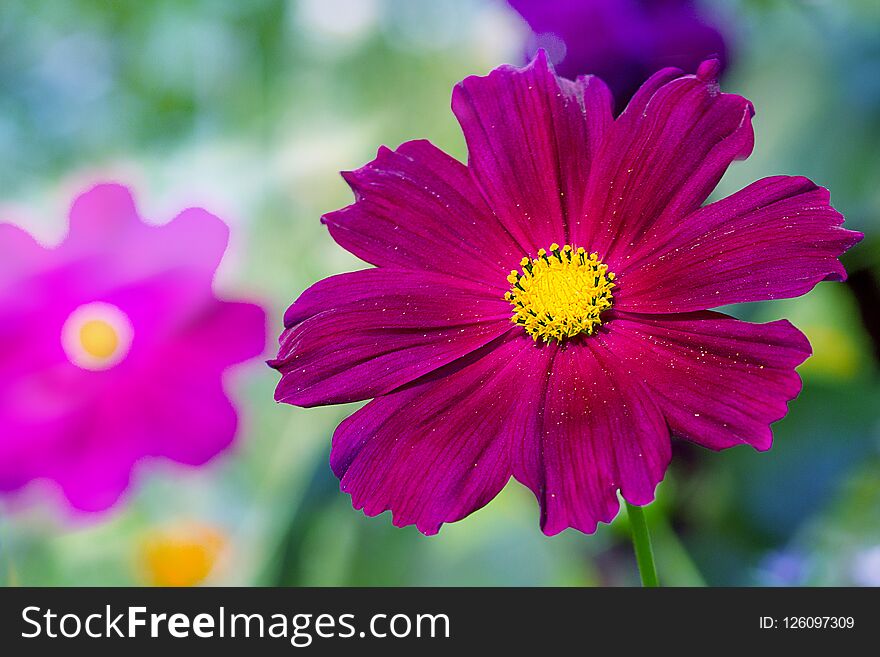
top-left (61, 302), bottom-right (134, 370)
top-left (505, 244), bottom-right (615, 343)
top-left (79, 319), bottom-right (119, 359)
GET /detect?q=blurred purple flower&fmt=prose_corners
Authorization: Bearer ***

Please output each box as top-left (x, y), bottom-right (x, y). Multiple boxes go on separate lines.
top-left (509, 0), bottom-right (728, 110)
top-left (0, 184), bottom-right (266, 512)
top-left (851, 545), bottom-right (880, 586)
top-left (757, 550), bottom-right (807, 586)
top-left (270, 53), bottom-right (861, 536)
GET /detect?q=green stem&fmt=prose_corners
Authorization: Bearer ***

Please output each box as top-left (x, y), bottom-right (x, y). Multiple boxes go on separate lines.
top-left (625, 502), bottom-right (659, 587)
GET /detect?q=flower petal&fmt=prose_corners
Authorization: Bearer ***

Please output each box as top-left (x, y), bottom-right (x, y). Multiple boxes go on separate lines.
top-left (514, 341), bottom-right (670, 535)
top-left (67, 183), bottom-right (141, 238)
top-left (138, 372), bottom-right (239, 467)
top-left (614, 176), bottom-right (863, 313)
top-left (155, 207), bottom-right (231, 280)
top-left (32, 375), bottom-right (238, 512)
top-left (599, 311), bottom-right (811, 451)
top-left (0, 390), bottom-right (149, 512)
top-left (322, 140), bottom-right (520, 286)
top-left (165, 300), bottom-right (267, 367)
top-left (271, 269), bottom-right (513, 407)
top-left (51, 432), bottom-right (139, 512)
top-left (330, 332), bottom-right (549, 535)
top-left (0, 223), bottom-right (44, 290)
top-left (616, 65), bottom-right (686, 118)
top-left (576, 61), bottom-right (755, 266)
top-left (452, 50), bottom-right (613, 250)
top-left (67, 185), bottom-right (231, 285)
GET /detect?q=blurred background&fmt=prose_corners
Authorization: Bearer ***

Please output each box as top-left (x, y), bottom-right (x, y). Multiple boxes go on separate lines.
top-left (0, 0), bottom-right (878, 587)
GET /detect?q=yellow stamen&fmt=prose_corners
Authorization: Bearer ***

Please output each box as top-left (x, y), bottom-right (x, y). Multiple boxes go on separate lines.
top-left (61, 302), bottom-right (133, 371)
top-left (507, 244), bottom-right (615, 343)
top-left (79, 319), bottom-right (120, 359)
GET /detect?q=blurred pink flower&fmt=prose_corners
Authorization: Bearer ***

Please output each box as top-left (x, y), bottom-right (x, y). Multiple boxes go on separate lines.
top-left (0, 184), bottom-right (266, 512)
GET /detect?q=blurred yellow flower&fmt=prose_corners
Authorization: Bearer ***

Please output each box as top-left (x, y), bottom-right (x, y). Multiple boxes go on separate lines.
top-left (139, 524), bottom-right (227, 587)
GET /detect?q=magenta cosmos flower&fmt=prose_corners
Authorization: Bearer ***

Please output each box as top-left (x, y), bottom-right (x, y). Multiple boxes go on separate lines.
top-left (509, 0), bottom-right (728, 111)
top-left (0, 184), bottom-right (266, 512)
top-left (270, 53), bottom-right (861, 535)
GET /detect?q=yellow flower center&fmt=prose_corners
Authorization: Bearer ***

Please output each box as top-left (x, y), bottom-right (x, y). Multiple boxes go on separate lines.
top-left (505, 244), bottom-right (615, 343)
top-left (61, 302), bottom-right (134, 370)
top-left (78, 319), bottom-right (120, 359)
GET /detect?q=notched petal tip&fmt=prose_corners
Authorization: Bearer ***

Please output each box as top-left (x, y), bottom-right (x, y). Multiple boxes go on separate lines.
top-left (452, 46), bottom-right (559, 103)
top-left (779, 321), bottom-right (813, 361)
top-left (345, 497), bottom-right (444, 536)
top-left (170, 206), bottom-right (230, 243)
top-left (163, 206), bottom-right (231, 277)
top-left (335, 141), bottom-right (428, 204)
top-left (539, 512), bottom-right (602, 537)
top-left (513, 46), bottom-right (558, 78)
top-left (337, 169), bottom-right (363, 200)
top-left (530, 47), bottom-right (553, 72)
top-left (68, 182), bottom-right (141, 236)
top-left (319, 207), bottom-right (341, 227)
top-left (844, 229), bottom-right (866, 247)
top-left (750, 428), bottom-right (775, 453)
top-left (75, 182), bottom-right (138, 208)
top-left (376, 144), bottom-right (394, 156)
top-left (616, 66), bottom-right (685, 119)
top-left (822, 260), bottom-right (850, 283)
top-left (696, 58), bottom-right (723, 83)
top-left (0, 221), bottom-right (43, 258)
top-left (537, 495), bottom-right (618, 536)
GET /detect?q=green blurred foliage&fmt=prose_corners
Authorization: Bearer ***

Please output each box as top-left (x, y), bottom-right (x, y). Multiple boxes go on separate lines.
top-left (0, 0), bottom-right (878, 587)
